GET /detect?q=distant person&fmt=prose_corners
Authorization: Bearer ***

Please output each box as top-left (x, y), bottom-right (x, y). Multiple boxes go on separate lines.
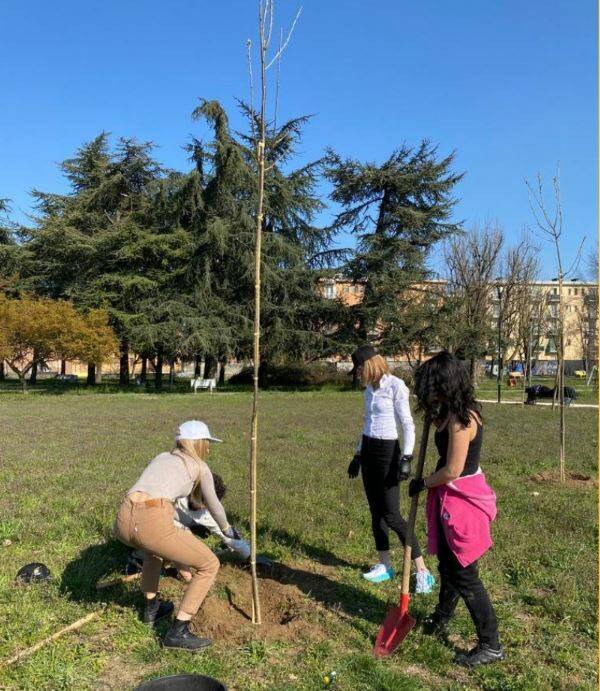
top-left (411, 351), bottom-right (504, 667)
top-left (113, 420), bottom-right (242, 652)
top-left (347, 345), bottom-right (435, 593)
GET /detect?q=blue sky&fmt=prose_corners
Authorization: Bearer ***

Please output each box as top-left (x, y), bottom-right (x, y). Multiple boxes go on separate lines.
top-left (0, 1), bottom-right (596, 278)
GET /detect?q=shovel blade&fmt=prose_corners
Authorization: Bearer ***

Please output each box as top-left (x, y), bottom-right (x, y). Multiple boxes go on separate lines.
top-left (373, 606), bottom-right (416, 658)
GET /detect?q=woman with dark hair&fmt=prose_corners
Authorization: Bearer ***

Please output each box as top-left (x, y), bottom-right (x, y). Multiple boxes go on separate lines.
top-left (409, 351), bottom-right (504, 667)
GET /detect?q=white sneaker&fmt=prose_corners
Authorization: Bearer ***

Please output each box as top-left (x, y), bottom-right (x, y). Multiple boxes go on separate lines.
top-left (362, 563), bottom-right (395, 583)
top-left (415, 570), bottom-right (436, 594)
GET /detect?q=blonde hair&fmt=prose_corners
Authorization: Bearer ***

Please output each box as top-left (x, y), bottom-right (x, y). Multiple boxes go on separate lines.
top-left (173, 438), bottom-right (210, 505)
top-left (360, 354), bottom-right (390, 389)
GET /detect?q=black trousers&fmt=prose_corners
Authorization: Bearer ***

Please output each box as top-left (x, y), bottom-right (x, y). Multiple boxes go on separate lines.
top-left (437, 517), bottom-right (500, 648)
top-left (360, 435), bottom-right (422, 558)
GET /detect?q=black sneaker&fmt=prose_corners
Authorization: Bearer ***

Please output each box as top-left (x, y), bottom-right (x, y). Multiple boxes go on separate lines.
top-left (163, 620), bottom-right (212, 652)
top-left (455, 643), bottom-right (505, 667)
top-left (422, 610), bottom-right (451, 643)
top-left (143, 597), bottom-right (174, 625)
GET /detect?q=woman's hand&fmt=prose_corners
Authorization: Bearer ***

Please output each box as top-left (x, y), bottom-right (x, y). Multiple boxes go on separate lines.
top-left (408, 478), bottom-right (426, 497)
top-left (223, 525), bottom-right (242, 540)
top-left (398, 454), bottom-right (412, 481)
top-left (347, 454), bottom-right (361, 479)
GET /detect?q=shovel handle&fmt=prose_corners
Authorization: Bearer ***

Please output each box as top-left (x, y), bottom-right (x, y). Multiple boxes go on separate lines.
top-left (400, 417), bottom-right (431, 599)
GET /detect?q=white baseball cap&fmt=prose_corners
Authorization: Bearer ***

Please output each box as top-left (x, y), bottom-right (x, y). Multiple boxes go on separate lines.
top-left (176, 420), bottom-right (222, 443)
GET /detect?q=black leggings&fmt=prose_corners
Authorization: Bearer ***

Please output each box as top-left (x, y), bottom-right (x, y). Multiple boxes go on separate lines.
top-left (360, 436), bottom-right (422, 558)
top-left (437, 518), bottom-right (500, 647)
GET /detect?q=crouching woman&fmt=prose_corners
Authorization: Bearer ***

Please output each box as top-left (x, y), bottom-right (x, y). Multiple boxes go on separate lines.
top-left (113, 420), bottom-right (239, 652)
top-left (409, 352), bottom-right (504, 667)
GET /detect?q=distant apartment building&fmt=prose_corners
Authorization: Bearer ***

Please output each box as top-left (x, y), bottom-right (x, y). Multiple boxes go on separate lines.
top-left (320, 275), bottom-right (599, 373)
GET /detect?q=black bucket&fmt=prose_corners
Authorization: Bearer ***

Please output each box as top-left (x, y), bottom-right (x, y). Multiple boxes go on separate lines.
top-left (134, 674), bottom-right (227, 691)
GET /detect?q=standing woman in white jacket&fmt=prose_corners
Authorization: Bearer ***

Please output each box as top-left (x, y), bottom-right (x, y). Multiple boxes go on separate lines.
top-left (347, 345), bottom-right (435, 592)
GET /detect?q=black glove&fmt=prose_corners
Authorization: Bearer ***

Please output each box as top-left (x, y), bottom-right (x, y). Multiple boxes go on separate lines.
top-left (347, 454), bottom-right (361, 479)
top-left (398, 454), bottom-right (413, 482)
top-left (408, 478), bottom-right (426, 497)
top-left (224, 525), bottom-right (242, 540)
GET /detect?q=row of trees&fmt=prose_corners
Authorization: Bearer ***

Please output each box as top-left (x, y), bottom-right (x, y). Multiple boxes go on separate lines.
top-left (0, 100), bottom-right (471, 387)
top-left (2, 102), bottom-right (587, 391)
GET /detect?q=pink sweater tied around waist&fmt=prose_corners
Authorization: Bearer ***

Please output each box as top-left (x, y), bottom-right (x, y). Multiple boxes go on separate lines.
top-left (425, 471), bottom-right (497, 568)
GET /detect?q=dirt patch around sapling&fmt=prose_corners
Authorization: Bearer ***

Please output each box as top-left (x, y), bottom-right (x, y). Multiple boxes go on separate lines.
top-left (530, 470), bottom-right (597, 488)
top-left (190, 561), bottom-right (327, 644)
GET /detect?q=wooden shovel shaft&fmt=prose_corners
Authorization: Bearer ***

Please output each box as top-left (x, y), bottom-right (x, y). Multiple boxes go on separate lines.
top-left (400, 418), bottom-right (431, 599)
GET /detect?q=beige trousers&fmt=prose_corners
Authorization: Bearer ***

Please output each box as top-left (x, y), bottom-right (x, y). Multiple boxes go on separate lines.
top-left (114, 497), bottom-right (219, 616)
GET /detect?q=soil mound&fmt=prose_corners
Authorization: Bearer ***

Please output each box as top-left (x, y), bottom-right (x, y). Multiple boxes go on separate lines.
top-left (530, 470), bottom-right (597, 488)
top-left (190, 562), bottom-right (326, 644)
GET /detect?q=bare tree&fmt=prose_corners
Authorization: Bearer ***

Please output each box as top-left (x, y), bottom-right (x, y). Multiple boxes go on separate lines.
top-left (525, 168), bottom-right (584, 482)
top-left (444, 222), bottom-right (504, 385)
top-left (497, 235), bottom-right (541, 389)
top-left (246, 0), bottom-right (302, 625)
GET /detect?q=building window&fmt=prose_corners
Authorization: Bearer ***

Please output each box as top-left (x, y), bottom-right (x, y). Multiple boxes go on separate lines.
top-left (553, 288), bottom-right (558, 295)
top-left (325, 285), bottom-right (335, 299)
top-left (344, 286), bottom-right (350, 294)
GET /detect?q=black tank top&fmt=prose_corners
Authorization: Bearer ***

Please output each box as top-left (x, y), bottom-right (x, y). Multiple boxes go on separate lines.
top-left (434, 417), bottom-right (482, 476)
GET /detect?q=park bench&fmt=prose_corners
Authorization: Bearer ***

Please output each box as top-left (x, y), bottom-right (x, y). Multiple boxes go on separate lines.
top-left (190, 377), bottom-right (216, 393)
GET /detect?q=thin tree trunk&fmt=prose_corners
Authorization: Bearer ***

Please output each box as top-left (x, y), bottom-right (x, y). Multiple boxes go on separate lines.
top-left (194, 354), bottom-right (202, 378)
top-left (155, 351), bottom-right (164, 391)
top-left (203, 355), bottom-right (218, 379)
top-left (469, 358), bottom-right (477, 388)
top-left (557, 276), bottom-right (566, 482)
top-left (20, 373), bottom-right (27, 393)
top-left (29, 354), bottom-right (38, 385)
top-left (247, 25), bottom-right (269, 624)
top-left (119, 338), bottom-right (130, 387)
top-left (60, 359), bottom-right (66, 376)
top-left (140, 357), bottom-right (147, 383)
top-left (218, 356), bottom-right (227, 385)
top-left (0, 360), bottom-right (4, 381)
top-left (169, 359), bottom-right (175, 385)
top-left (87, 363), bottom-right (96, 386)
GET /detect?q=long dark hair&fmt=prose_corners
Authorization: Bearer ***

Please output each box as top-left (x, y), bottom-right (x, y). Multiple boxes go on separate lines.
top-left (414, 351), bottom-right (482, 427)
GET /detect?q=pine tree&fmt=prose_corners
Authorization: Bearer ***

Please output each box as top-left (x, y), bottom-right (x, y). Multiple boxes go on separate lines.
top-left (324, 142), bottom-right (463, 354)
top-left (188, 99), bottom-right (336, 375)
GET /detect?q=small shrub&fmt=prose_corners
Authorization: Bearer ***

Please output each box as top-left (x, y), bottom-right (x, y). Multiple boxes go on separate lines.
top-left (228, 361), bottom-right (346, 389)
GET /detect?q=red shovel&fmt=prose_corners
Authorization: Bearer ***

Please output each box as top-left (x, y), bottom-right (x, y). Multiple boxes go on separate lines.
top-left (373, 417), bottom-right (431, 658)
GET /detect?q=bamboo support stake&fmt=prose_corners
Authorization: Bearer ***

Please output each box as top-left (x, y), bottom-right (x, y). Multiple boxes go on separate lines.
top-left (0, 611), bottom-right (100, 669)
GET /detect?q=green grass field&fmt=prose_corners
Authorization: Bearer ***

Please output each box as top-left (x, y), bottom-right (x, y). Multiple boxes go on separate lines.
top-left (0, 390), bottom-right (597, 690)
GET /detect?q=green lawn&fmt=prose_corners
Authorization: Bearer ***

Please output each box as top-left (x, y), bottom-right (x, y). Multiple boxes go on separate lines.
top-left (0, 391), bottom-right (597, 690)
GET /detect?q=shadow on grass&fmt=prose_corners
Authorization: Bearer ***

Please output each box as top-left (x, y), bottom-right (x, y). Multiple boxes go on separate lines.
top-left (60, 539), bottom-right (140, 610)
top-left (61, 528), bottom-right (386, 641)
top-left (253, 523), bottom-right (364, 570)
top-left (263, 560), bottom-right (387, 627)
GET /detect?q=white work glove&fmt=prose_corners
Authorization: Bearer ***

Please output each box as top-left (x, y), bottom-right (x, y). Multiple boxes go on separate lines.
top-left (224, 537), bottom-right (251, 560)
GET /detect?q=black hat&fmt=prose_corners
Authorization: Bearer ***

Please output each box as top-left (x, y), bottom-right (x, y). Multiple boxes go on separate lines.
top-left (349, 345), bottom-right (378, 375)
top-left (15, 563), bottom-right (52, 584)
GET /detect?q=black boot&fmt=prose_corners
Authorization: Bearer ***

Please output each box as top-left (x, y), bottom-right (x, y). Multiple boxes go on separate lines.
top-left (455, 642), bottom-right (505, 667)
top-left (422, 608), bottom-right (452, 643)
top-left (143, 596), bottom-right (174, 625)
top-left (163, 619), bottom-right (212, 652)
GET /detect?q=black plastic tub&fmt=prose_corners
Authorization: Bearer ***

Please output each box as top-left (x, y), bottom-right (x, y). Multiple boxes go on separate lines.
top-left (134, 674), bottom-right (227, 691)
